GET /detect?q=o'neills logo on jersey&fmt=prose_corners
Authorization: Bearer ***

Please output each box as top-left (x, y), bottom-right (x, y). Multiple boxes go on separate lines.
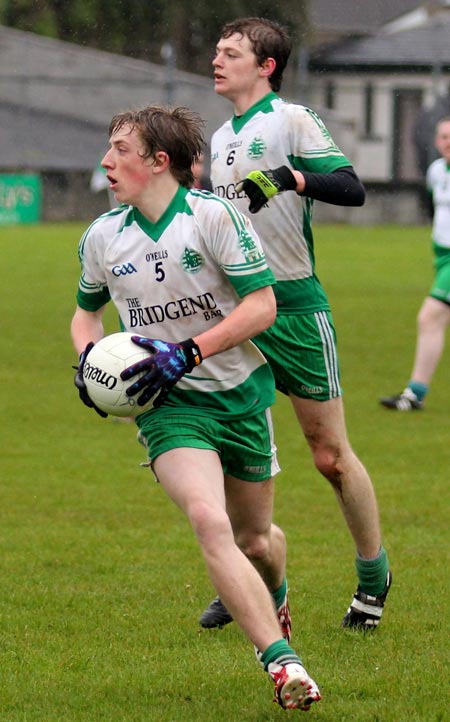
top-left (128, 292), bottom-right (222, 326)
top-left (83, 360), bottom-right (118, 389)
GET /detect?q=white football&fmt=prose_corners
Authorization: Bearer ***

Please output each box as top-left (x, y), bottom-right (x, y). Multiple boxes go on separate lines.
top-left (83, 332), bottom-right (156, 417)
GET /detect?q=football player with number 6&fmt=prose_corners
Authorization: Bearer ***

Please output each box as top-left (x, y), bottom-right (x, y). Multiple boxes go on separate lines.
top-left (199, 16), bottom-right (391, 634)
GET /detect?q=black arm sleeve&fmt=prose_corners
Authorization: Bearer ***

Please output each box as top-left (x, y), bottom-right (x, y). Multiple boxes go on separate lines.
top-left (425, 190), bottom-right (434, 221)
top-left (300, 166), bottom-right (366, 207)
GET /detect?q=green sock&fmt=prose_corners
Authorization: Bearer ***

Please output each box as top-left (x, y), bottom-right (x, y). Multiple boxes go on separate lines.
top-left (260, 639), bottom-right (301, 672)
top-left (408, 381), bottom-right (428, 402)
top-left (356, 546), bottom-right (390, 596)
top-left (272, 577), bottom-right (288, 609)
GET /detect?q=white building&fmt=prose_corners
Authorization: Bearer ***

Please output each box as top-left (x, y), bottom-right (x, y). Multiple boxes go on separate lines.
top-left (307, 3), bottom-right (450, 223)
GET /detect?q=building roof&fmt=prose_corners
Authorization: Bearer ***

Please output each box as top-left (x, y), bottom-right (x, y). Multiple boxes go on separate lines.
top-left (0, 102), bottom-right (106, 171)
top-left (309, 10), bottom-right (450, 70)
top-left (0, 24), bottom-right (229, 170)
top-left (309, 0), bottom-right (423, 36)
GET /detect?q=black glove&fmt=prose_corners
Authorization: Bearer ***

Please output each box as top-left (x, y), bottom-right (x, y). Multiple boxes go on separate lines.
top-left (120, 337), bottom-right (203, 408)
top-left (73, 342), bottom-right (108, 418)
top-left (236, 165), bottom-right (297, 213)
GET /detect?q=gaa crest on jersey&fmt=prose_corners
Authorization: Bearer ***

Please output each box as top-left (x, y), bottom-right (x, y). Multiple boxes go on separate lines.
top-left (238, 229), bottom-right (264, 263)
top-left (181, 246), bottom-right (204, 273)
top-left (247, 136), bottom-right (267, 160)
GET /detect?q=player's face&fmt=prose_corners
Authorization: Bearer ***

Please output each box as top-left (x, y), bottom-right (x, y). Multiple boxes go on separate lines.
top-left (213, 33), bottom-right (263, 101)
top-left (101, 125), bottom-right (153, 205)
top-left (435, 121), bottom-right (450, 163)
top-left (192, 153), bottom-right (204, 187)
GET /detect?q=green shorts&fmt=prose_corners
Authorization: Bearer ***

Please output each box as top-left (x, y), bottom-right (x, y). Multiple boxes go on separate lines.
top-left (253, 311), bottom-right (342, 400)
top-left (137, 408), bottom-right (280, 482)
top-left (430, 245), bottom-right (450, 305)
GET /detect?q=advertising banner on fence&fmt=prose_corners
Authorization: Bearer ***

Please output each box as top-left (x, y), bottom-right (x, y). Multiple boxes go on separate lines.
top-left (0, 174), bottom-right (42, 225)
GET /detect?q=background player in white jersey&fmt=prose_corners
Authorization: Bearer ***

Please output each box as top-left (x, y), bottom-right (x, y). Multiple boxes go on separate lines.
top-left (380, 117), bottom-right (450, 411)
top-left (71, 105), bottom-right (321, 711)
top-left (200, 17), bottom-right (391, 632)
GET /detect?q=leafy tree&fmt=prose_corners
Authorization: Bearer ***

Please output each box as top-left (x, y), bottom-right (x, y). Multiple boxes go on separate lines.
top-left (0, 0), bottom-right (309, 78)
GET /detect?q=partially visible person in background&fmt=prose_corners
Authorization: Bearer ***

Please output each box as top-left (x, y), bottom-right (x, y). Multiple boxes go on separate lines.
top-left (413, 96), bottom-right (450, 176)
top-left (90, 153), bottom-right (118, 208)
top-left (380, 116), bottom-right (450, 411)
top-left (192, 150), bottom-right (213, 190)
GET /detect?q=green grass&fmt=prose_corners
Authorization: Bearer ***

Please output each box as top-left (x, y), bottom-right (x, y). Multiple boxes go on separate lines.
top-left (0, 222), bottom-right (448, 721)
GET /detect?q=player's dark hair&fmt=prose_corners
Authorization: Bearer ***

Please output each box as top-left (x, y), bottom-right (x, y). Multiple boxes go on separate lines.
top-left (220, 17), bottom-right (292, 92)
top-left (108, 106), bottom-right (205, 187)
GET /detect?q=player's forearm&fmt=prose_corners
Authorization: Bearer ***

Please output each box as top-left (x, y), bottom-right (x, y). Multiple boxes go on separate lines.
top-left (71, 305), bottom-right (105, 355)
top-left (192, 286), bottom-right (276, 359)
top-left (293, 166), bottom-right (366, 206)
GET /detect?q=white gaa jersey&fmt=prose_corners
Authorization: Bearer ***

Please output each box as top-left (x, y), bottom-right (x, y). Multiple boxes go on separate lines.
top-left (426, 158), bottom-right (450, 248)
top-left (76, 185), bottom-right (275, 419)
top-left (211, 92), bottom-right (351, 314)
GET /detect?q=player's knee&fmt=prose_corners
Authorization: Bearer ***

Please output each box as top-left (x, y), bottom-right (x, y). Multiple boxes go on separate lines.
top-left (235, 532), bottom-right (271, 563)
top-left (417, 297), bottom-right (449, 330)
top-left (313, 447), bottom-right (344, 484)
top-left (188, 499), bottom-right (230, 547)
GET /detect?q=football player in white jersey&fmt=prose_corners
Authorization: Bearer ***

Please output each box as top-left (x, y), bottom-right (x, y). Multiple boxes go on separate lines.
top-left (71, 105), bottom-right (321, 711)
top-left (199, 17), bottom-right (391, 633)
top-left (380, 116), bottom-right (450, 410)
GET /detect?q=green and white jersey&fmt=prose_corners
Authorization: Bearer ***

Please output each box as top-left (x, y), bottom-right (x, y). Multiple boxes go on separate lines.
top-left (211, 92), bottom-right (351, 314)
top-left (76, 185), bottom-right (276, 419)
top-left (426, 158), bottom-right (450, 249)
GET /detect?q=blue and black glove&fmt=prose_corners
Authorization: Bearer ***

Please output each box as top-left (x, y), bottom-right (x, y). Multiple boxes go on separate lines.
top-left (73, 342), bottom-right (108, 418)
top-left (120, 337), bottom-right (203, 408)
top-left (236, 165), bottom-right (297, 213)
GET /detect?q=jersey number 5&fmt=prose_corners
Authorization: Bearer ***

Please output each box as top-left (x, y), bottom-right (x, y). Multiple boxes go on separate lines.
top-left (155, 261), bottom-right (165, 282)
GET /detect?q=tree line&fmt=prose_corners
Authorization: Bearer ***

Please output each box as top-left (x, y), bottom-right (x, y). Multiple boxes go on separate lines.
top-left (0, 0), bottom-right (309, 78)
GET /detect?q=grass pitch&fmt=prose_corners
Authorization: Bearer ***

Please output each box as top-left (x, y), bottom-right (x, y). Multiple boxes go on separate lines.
top-left (0, 222), bottom-right (448, 721)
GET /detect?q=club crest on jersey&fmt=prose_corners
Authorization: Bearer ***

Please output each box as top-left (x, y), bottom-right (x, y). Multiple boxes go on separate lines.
top-left (238, 229), bottom-right (264, 263)
top-left (247, 136), bottom-right (267, 160)
top-left (181, 246), bottom-right (204, 273)
top-left (305, 108), bottom-right (340, 152)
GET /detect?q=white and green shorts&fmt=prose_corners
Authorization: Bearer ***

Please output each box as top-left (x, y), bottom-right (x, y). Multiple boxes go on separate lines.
top-left (253, 311), bottom-right (342, 401)
top-left (430, 245), bottom-right (450, 305)
top-left (137, 408), bottom-right (280, 482)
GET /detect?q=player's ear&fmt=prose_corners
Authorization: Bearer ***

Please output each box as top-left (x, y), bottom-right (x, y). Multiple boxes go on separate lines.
top-left (153, 151), bottom-right (170, 173)
top-left (259, 57), bottom-right (276, 80)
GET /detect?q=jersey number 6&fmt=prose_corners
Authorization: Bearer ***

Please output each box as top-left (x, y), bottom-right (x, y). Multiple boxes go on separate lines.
top-left (226, 150), bottom-right (235, 166)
